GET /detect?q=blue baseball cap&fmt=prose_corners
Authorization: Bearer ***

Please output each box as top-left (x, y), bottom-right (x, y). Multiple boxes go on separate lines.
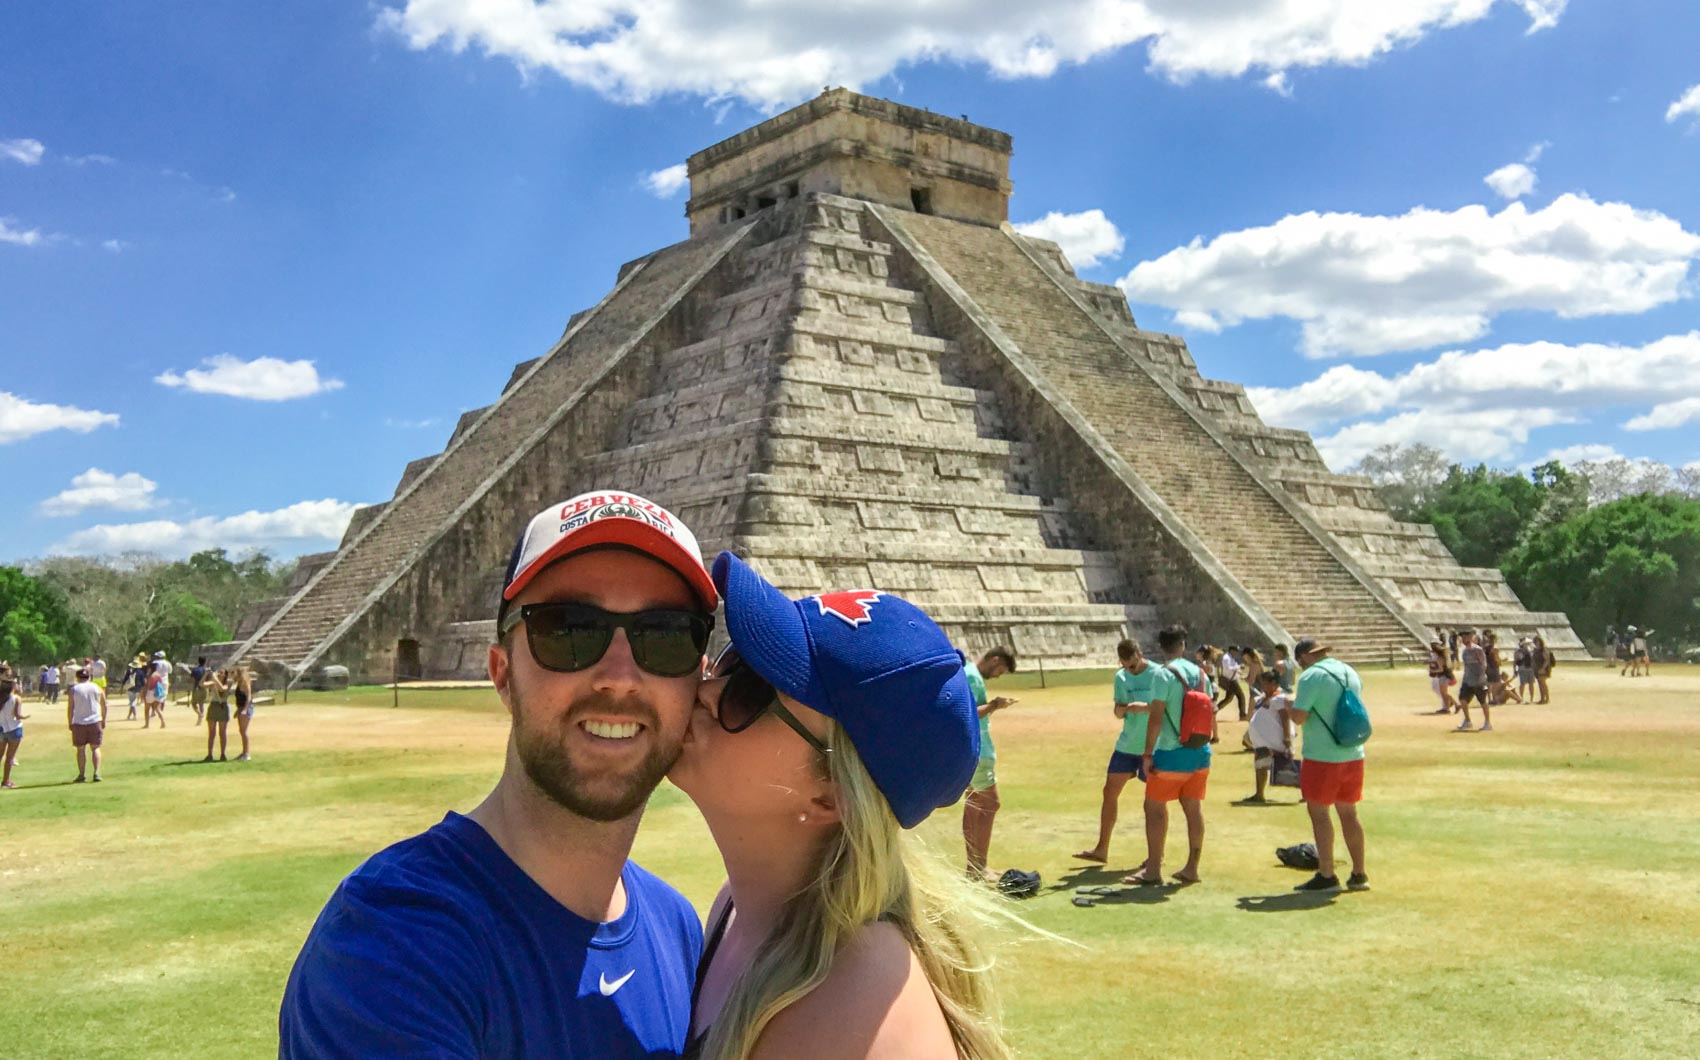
top-left (712, 551), bottom-right (979, 829)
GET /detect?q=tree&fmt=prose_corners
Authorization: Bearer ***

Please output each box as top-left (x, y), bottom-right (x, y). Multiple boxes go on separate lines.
top-left (1349, 443), bottom-right (1451, 520)
top-left (1572, 458), bottom-right (1679, 506)
top-left (1413, 464), bottom-right (1548, 569)
top-left (1504, 494), bottom-right (1700, 651)
top-left (0, 566), bottom-right (91, 663)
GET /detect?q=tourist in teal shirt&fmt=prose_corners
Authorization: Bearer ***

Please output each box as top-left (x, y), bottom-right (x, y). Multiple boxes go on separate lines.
top-left (1126, 624), bottom-right (1216, 886)
top-left (962, 647), bottom-right (1017, 882)
top-left (1074, 639), bottom-right (1171, 871)
top-left (1288, 637), bottom-right (1370, 893)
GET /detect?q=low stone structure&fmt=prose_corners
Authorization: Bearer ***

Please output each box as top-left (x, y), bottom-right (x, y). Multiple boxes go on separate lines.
top-left (227, 89), bottom-right (1582, 684)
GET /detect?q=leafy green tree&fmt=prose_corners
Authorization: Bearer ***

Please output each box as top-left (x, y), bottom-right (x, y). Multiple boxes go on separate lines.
top-left (1505, 494), bottom-right (1700, 650)
top-left (0, 566), bottom-right (91, 663)
top-left (1413, 464), bottom-right (1547, 569)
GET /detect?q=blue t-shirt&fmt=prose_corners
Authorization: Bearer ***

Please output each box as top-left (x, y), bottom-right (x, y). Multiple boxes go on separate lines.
top-left (280, 812), bottom-right (702, 1058)
top-left (1151, 658), bottom-right (1212, 774)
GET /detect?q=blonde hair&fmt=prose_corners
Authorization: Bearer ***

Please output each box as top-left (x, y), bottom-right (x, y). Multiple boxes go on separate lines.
top-left (702, 726), bottom-right (1013, 1060)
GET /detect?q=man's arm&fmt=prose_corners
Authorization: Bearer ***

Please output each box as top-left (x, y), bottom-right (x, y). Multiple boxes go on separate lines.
top-left (99, 688), bottom-right (107, 727)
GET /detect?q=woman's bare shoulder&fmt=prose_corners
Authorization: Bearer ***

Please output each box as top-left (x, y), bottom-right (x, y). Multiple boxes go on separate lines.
top-left (750, 921), bottom-right (956, 1060)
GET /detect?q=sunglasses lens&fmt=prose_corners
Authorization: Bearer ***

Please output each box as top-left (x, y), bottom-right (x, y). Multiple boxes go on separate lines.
top-left (524, 605), bottom-right (614, 672)
top-left (629, 611), bottom-right (709, 678)
top-left (718, 664), bottom-right (775, 734)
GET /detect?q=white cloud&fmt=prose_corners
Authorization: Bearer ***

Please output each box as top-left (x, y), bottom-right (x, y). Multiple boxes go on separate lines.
top-left (0, 217), bottom-right (43, 247)
top-left (1625, 396), bottom-right (1700, 431)
top-left (39, 469), bottom-right (161, 517)
top-left (1248, 331), bottom-right (1700, 466)
top-left (383, 416), bottom-right (440, 429)
top-left (1538, 443), bottom-right (1620, 465)
top-left (378, 0), bottom-right (1564, 108)
top-left (0, 390), bottom-right (120, 444)
top-left (642, 163), bottom-right (689, 198)
top-left (66, 153), bottom-right (116, 167)
top-left (51, 499), bottom-right (363, 559)
top-left (101, 239), bottom-right (130, 254)
top-left (1014, 209), bottom-right (1126, 269)
top-left (1665, 83), bottom-right (1700, 125)
top-left (1484, 162), bottom-right (1536, 200)
top-left (1121, 193), bottom-right (1700, 357)
top-left (155, 355), bottom-right (344, 401)
top-left (0, 137), bottom-right (45, 165)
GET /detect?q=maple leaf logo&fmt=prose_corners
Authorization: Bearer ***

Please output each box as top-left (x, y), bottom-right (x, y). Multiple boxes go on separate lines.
top-left (813, 590), bottom-right (883, 627)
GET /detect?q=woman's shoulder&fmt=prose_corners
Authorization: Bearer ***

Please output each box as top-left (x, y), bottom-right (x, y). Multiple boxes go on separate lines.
top-left (751, 921), bottom-right (955, 1060)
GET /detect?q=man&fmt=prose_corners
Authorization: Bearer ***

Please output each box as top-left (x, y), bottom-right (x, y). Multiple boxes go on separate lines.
top-left (41, 662), bottom-right (59, 704)
top-left (1128, 624), bottom-right (1214, 886)
top-left (1455, 630), bottom-right (1492, 732)
top-left (67, 666), bottom-right (106, 783)
top-left (1074, 638), bottom-right (1168, 869)
top-left (962, 646), bottom-right (1017, 881)
top-left (1631, 627), bottom-right (1653, 677)
top-left (1287, 637), bottom-right (1369, 892)
top-left (281, 491), bottom-right (714, 1057)
top-left (189, 656), bottom-right (209, 725)
top-left (89, 654), bottom-right (107, 694)
top-left (125, 655), bottom-right (147, 720)
top-left (1272, 643), bottom-right (1295, 696)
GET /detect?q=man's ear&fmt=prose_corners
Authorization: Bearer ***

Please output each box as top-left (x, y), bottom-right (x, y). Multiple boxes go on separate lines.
top-left (488, 643), bottom-right (517, 718)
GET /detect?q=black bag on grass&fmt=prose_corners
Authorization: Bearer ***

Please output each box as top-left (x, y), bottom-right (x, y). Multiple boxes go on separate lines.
top-left (1277, 842), bottom-right (1319, 871)
top-left (997, 869), bottom-right (1042, 899)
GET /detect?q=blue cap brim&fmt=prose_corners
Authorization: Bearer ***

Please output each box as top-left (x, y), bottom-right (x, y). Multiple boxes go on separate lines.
top-left (712, 552), bottom-right (817, 708)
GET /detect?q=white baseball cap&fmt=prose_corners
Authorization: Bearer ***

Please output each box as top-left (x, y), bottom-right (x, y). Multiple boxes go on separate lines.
top-left (500, 490), bottom-right (716, 612)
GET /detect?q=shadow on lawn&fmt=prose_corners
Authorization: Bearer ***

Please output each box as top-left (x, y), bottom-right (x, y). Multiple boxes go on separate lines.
top-left (1236, 891), bottom-right (1336, 913)
top-left (1047, 864), bottom-right (1138, 893)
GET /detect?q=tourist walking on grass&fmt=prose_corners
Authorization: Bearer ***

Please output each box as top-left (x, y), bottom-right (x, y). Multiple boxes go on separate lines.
top-left (67, 667), bottom-right (106, 783)
top-left (1514, 639), bottom-right (1536, 703)
top-left (1455, 630), bottom-right (1492, 732)
top-left (1126, 624), bottom-right (1213, 887)
top-left (40, 663), bottom-right (59, 704)
top-left (1240, 670), bottom-right (1292, 804)
top-left (1533, 636), bottom-right (1554, 703)
top-left (125, 655), bottom-right (146, 720)
top-left (1, 678), bottom-right (27, 788)
top-left (202, 669), bottom-right (231, 762)
top-left (1216, 645), bottom-right (1247, 720)
top-left (231, 665), bottom-right (254, 760)
top-left (1073, 638), bottom-right (1168, 871)
top-left (189, 656), bottom-right (209, 725)
top-left (1289, 638), bottom-right (1369, 892)
top-left (1427, 640), bottom-right (1456, 714)
top-left (962, 646), bottom-right (1018, 882)
top-left (282, 492), bottom-right (721, 1056)
top-left (144, 654), bottom-right (169, 728)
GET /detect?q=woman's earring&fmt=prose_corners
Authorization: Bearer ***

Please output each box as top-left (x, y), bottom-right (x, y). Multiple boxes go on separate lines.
top-left (797, 813), bottom-right (808, 823)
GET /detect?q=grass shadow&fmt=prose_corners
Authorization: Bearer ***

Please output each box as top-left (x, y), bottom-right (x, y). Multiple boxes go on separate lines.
top-left (1047, 864), bottom-right (1142, 893)
top-left (1236, 891), bottom-right (1337, 913)
top-left (1092, 883), bottom-right (1182, 905)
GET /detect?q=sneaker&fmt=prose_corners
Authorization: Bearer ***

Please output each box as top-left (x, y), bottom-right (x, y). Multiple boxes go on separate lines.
top-left (1294, 873), bottom-right (1341, 892)
top-left (219, 755), bottom-right (227, 762)
top-left (1454, 722), bottom-right (1474, 731)
top-left (91, 774), bottom-right (101, 782)
top-left (235, 753), bottom-right (250, 762)
top-left (1347, 872), bottom-right (1371, 892)
top-left (201, 755), bottom-right (214, 763)
top-left (2, 781), bottom-right (16, 788)
top-left (1479, 723), bottom-right (1494, 732)
top-left (73, 775), bottom-right (86, 783)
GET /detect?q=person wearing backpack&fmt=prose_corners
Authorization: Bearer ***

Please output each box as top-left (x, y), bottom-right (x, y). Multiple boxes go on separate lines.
top-left (1125, 625), bottom-right (1216, 887)
top-left (1288, 638), bottom-right (1370, 893)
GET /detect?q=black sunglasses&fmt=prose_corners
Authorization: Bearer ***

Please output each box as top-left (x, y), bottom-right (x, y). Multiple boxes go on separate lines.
top-left (711, 646), bottom-right (831, 757)
top-left (500, 602), bottom-right (712, 678)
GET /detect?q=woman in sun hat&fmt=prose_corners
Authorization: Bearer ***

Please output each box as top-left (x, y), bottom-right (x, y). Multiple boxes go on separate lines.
top-left (669, 552), bottom-right (1014, 1060)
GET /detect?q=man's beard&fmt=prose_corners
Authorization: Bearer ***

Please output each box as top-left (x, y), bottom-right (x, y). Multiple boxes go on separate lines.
top-left (511, 680), bottom-right (680, 822)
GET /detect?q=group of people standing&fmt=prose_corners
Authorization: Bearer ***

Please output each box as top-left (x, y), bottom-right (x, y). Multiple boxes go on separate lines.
top-left (1426, 628), bottom-right (1555, 730)
top-left (1608, 625), bottom-right (1655, 676)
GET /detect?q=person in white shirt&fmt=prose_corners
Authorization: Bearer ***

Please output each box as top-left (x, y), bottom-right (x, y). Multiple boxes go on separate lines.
top-left (1, 677), bottom-right (29, 788)
top-left (1215, 646), bottom-right (1247, 721)
top-left (89, 655), bottom-right (107, 692)
top-left (66, 668), bottom-right (107, 783)
top-left (1239, 669), bottom-right (1292, 804)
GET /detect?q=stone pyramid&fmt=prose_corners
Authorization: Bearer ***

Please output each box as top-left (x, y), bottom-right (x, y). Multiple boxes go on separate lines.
top-left (229, 90), bottom-right (1582, 683)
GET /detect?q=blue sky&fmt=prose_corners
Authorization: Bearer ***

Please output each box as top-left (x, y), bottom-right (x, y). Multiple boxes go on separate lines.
top-left (3, 1), bottom-right (1697, 563)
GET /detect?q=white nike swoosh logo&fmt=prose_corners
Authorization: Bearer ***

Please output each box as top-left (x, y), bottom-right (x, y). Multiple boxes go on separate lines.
top-left (598, 969), bottom-right (635, 996)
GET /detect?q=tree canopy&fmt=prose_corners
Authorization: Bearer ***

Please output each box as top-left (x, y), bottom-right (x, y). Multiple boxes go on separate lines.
top-left (0, 566), bottom-right (92, 663)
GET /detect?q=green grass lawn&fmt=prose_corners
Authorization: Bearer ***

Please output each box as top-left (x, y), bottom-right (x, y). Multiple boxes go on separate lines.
top-left (3, 664), bottom-right (1697, 1057)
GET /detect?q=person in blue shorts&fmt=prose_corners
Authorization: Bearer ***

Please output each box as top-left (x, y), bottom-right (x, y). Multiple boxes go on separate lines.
top-left (280, 491), bottom-right (717, 1058)
top-left (1074, 638), bottom-right (1170, 871)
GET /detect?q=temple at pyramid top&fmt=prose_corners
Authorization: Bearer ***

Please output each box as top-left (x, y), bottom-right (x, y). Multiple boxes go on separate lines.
top-left (685, 88), bottom-right (1013, 234)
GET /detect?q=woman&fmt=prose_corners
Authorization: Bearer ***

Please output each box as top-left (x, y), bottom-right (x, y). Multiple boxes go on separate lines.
top-left (1, 677), bottom-right (28, 788)
top-left (1513, 639), bottom-right (1536, 703)
top-left (231, 665), bottom-right (254, 761)
top-left (670, 552), bottom-right (1012, 1060)
top-left (1533, 636), bottom-right (1554, 704)
top-left (1427, 641), bottom-right (1456, 714)
top-left (202, 669), bottom-right (231, 762)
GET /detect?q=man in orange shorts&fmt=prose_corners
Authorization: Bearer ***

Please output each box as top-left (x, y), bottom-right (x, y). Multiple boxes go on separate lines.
top-left (1126, 625), bottom-right (1215, 886)
top-left (1289, 637), bottom-right (1369, 892)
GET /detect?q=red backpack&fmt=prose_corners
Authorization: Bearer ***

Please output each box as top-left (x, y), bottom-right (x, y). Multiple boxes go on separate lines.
top-left (1162, 663), bottom-right (1215, 749)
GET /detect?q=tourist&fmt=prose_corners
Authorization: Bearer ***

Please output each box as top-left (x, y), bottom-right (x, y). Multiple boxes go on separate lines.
top-left (281, 492), bottom-right (716, 1056)
top-left (1073, 638), bottom-right (1167, 869)
top-left (189, 656), bottom-right (209, 725)
top-left (1514, 639), bottom-right (1536, 703)
top-left (1288, 638), bottom-right (1369, 892)
top-left (1272, 643), bottom-right (1296, 696)
top-left (202, 669), bottom-right (231, 762)
top-left (125, 654), bottom-right (147, 720)
top-left (1, 677), bottom-right (27, 788)
top-left (1482, 631), bottom-right (1505, 704)
top-left (1427, 640), bottom-right (1456, 714)
top-left (67, 666), bottom-right (106, 783)
top-left (1239, 669), bottom-right (1292, 804)
top-left (231, 665), bottom-right (254, 760)
top-left (1631, 627), bottom-right (1653, 677)
top-left (1455, 630), bottom-right (1492, 732)
top-left (1620, 627), bottom-right (1639, 677)
top-left (89, 654), bottom-right (107, 695)
top-left (1533, 635), bottom-right (1554, 703)
top-left (40, 662), bottom-right (59, 704)
top-left (1216, 645), bottom-right (1247, 721)
top-left (962, 646), bottom-right (1018, 882)
top-left (1126, 624), bottom-right (1213, 886)
top-left (672, 552), bottom-right (1009, 1059)
top-left (1447, 629), bottom-right (1460, 668)
top-left (144, 653), bottom-right (169, 728)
